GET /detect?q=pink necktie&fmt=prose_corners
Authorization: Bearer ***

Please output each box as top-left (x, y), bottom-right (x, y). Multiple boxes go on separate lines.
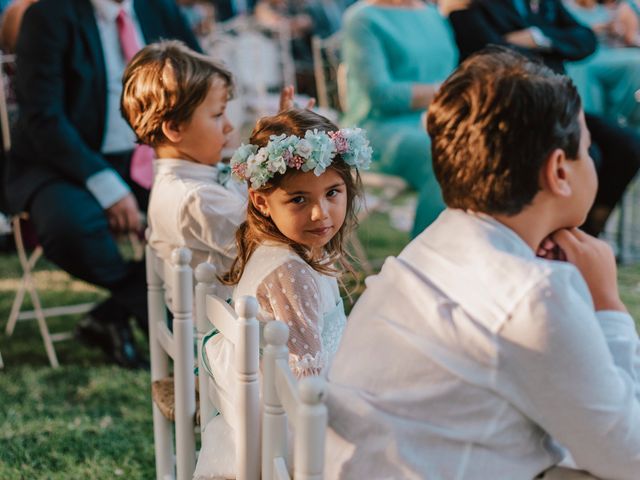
top-left (116, 8), bottom-right (155, 190)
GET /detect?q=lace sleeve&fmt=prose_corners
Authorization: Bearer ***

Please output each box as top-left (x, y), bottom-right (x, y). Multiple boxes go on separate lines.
top-left (256, 259), bottom-right (326, 378)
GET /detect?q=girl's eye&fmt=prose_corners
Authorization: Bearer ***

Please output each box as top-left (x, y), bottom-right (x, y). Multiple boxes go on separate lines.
top-left (327, 189), bottom-right (341, 198)
top-left (290, 196), bottom-right (305, 204)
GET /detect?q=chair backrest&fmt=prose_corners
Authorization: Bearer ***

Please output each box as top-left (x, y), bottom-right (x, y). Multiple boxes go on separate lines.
top-left (201, 15), bottom-right (296, 117)
top-left (262, 320), bottom-right (328, 480)
top-left (195, 262), bottom-right (261, 480)
top-left (145, 242), bottom-right (196, 480)
top-left (311, 32), bottom-right (343, 112)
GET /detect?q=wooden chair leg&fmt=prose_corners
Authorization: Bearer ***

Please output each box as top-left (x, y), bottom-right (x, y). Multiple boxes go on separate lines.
top-left (152, 404), bottom-right (175, 480)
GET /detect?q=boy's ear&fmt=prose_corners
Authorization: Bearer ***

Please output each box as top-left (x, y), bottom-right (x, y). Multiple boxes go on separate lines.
top-left (249, 189), bottom-right (270, 217)
top-left (540, 148), bottom-right (572, 198)
top-left (161, 120), bottom-right (182, 143)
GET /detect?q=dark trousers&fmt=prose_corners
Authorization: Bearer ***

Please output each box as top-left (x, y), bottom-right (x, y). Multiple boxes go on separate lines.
top-left (586, 113), bottom-right (640, 212)
top-left (26, 151), bottom-right (149, 329)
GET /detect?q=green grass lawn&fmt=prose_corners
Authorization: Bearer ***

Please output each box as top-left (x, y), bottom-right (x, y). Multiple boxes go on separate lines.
top-left (1, 212), bottom-right (639, 479)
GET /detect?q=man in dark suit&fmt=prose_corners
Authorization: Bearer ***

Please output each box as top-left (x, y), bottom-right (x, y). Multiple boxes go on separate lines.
top-left (5, 0), bottom-right (200, 367)
top-left (448, 0), bottom-right (640, 237)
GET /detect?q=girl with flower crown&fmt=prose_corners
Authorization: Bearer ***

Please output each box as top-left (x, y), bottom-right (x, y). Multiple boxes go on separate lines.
top-left (193, 108), bottom-right (370, 479)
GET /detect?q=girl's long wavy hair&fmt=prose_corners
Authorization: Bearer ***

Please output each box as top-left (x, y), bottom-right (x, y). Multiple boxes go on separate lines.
top-left (222, 108), bottom-right (363, 285)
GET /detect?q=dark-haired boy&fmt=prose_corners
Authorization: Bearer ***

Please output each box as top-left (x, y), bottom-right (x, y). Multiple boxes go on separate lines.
top-left (325, 48), bottom-right (640, 479)
top-left (447, 0), bottom-right (640, 237)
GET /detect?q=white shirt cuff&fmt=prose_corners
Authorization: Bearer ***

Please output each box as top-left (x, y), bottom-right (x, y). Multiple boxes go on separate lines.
top-left (597, 310), bottom-right (638, 339)
top-left (530, 27), bottom-right (552, 49)
top-left (597, 310), bottom-right (639, 377)
top-left (86, 169), bottom-right (131, 209)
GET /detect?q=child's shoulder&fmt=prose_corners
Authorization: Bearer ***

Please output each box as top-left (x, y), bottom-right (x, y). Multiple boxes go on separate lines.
top-left (251, 243), bottom-right (308, 269)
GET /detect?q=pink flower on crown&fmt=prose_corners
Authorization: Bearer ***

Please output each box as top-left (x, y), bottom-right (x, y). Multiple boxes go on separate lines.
top-left (287, 155), bottom-right (305, 169)
top-left (329, 131), bottom-right (349, 154)
top-left (232, 162), bottom-right (247, 178)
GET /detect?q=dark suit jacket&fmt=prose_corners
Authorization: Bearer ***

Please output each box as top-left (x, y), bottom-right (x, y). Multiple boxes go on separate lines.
top-left (449, 0), bottom-right (597, 73)
top-left (5, 0), bottom-right (200, 213)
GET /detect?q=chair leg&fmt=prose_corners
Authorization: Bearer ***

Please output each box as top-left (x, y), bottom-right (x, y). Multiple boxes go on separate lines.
top-left (26, 274), bottom-right (60, 368)
top-left (6, 244), bottom-right (42, 336)
top-left (10, 219), bottom-right (60, 367)
top-left (152, 404), bottom-right (175, 480)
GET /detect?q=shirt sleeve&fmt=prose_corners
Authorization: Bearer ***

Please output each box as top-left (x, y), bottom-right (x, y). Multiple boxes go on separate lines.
top-left (85, 168), bottom-right (131, 209)
top-left (342, 9), bottom-right (414, 115)
top-left (496, 266), bottom-right (640, 480)
top-left (256, 260), bottom-right (327, 377)
top-left (179, 184), bottom-right (247, 262)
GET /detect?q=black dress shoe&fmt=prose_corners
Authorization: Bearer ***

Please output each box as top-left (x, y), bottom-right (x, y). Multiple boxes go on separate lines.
top-left (75, 315), bottom-right (146, 369)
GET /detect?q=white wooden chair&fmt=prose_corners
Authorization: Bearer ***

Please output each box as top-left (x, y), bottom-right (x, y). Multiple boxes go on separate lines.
top-left (262, 320), bottom-right (328, 480)
top-left (146, 243), bottom-right (197, 480)
top-left (202, 15), bottom-right (297, 120)
top-left (311, 32), bottom-right (343, 114)
top-left (195, 262), bottom-right (261, 480)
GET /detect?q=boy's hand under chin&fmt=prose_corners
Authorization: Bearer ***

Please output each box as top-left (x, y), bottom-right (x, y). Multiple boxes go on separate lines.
top-left (538, 228), bottom-right (627, 313)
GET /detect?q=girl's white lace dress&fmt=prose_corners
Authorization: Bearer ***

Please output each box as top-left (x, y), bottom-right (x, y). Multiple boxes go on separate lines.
top-left (194, 243), bottom-right (346, 479)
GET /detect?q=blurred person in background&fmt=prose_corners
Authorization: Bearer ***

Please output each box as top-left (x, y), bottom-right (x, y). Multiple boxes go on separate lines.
top-left (341, 0), bottom-right (464, 236)
top-left (448, 0), bottom-right (640, 237)
top-left (4, 0), bottom-right (199, 368)
top-left (176, 0), bottom-right (216, 36)
top-left (563, 0), bottom-right (640, 130)
top-left (0, 0), bottom-right (37, 52)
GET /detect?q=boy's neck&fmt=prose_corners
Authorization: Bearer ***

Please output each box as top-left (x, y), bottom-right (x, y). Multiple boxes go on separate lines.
top-left (492, 202), bottom-right (558, 253)
top-left (155, 145), bottom-right (210, 165)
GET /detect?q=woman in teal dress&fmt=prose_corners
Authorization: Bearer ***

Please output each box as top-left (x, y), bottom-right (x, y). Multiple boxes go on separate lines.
top-left (564, 0), bottom-right (640, 129)
top-left (342, 0), bottom-right (458, 236)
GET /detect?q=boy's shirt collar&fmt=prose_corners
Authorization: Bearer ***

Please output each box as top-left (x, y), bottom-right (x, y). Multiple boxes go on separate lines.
top-left (154, 158), bottom-right (235, 187)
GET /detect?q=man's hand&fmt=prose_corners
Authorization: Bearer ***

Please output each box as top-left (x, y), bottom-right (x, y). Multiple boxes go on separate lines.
top-left (438, 0), bottom-right (471, 17)
top-left (105, 193), bottom-right (141, 235)
top-left (551, 228), bottom-right (627, 312)
top-left (504, 29), bottom-right (537, 48)
top-left (278, 85), bottom-right (316, 112)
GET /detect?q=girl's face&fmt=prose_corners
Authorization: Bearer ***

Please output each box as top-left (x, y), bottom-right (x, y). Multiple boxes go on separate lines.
top-left (250, 168), bottom-right (348, 254)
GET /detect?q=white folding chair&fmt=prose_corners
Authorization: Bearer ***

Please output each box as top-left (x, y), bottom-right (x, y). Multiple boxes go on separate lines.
top-left (262, 320), bottom-right (328, 480)
top-left (0, 52), bottom-right (97, 368)
top-left (146, 244), bottom-right (197, 480)
top-left (195, 263), bottom-right (261, 480)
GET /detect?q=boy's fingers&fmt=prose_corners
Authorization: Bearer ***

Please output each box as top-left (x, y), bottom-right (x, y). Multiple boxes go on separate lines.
top-left (572, 228), bottom-right (592, 242)
top-left (551, 229), bottom-right (581, 252)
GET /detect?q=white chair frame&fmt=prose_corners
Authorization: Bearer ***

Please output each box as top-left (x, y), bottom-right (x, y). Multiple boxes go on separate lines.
top-left (146, 243), bottom-right (196, 480)
top-left (262, 320), bottom-right (328, 480)
top-left (195, 263), bottom-right (261, 480)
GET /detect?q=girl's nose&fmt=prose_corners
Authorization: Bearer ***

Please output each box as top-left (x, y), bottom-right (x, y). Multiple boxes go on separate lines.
top-left (311, 200), bottom-right (329, 221)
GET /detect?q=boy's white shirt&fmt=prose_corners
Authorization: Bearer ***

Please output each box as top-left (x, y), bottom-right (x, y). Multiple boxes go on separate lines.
top-left (147, 158), bottom-right (247, 298)
top-left (326, 208), bottom-right (640, 480)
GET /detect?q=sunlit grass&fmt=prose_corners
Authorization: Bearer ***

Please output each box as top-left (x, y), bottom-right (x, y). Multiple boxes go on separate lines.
top-left (1, 209), bottom-right (639, 478)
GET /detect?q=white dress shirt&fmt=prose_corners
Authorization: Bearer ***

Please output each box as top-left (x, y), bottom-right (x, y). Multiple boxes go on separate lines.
top-left (85, 0), bottom-right (146, 209)
top-left (326, 208), bottom-right (640, 480)
top-left (147, 159), bottom-right (247, 299)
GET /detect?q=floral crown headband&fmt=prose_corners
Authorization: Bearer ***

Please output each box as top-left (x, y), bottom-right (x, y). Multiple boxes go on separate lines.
top-left (230, 128), bottom-right (372, 189)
